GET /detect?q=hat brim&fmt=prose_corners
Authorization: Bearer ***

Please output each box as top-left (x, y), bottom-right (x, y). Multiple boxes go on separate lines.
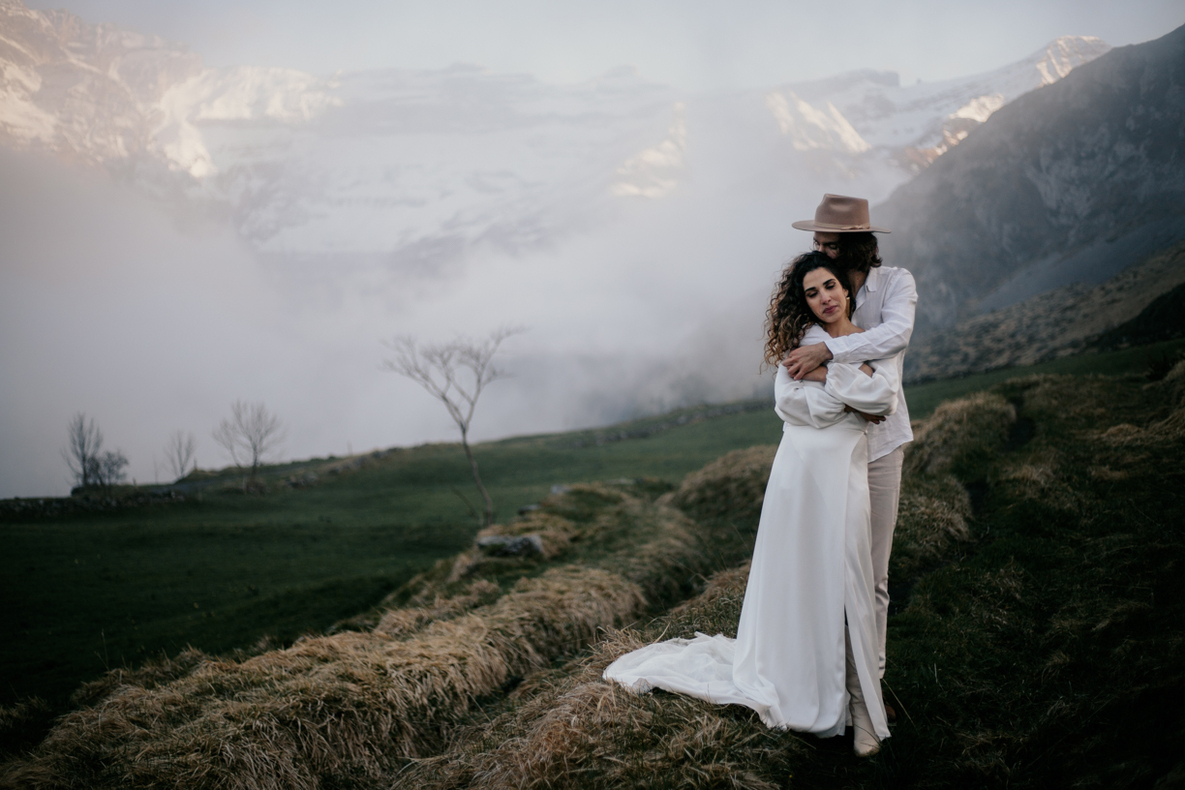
top-left (791, 220), bottom-right (891, 233)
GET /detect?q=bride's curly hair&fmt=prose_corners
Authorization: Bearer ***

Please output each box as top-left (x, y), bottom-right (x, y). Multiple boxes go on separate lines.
top-left (763, 251), bottom-right (853, 368)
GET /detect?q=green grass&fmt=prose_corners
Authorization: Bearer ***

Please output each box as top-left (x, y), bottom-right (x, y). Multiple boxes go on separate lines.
top-left (0, 408), bottom-right (782, 708)
top-left (904, 337), bottom-right (1185, 418)
top-left (3, 338), bottom-right (1181, 710)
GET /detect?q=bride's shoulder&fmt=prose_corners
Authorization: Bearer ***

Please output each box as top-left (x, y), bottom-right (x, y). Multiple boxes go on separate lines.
top-left (800, 324), bottom-right (831, 345)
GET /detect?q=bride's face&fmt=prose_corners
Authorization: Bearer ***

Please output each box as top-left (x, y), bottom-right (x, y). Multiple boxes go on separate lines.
top-left (802, 267), bottom-right (849, 324)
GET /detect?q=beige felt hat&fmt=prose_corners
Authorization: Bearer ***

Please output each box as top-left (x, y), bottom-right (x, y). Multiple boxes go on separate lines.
top-left (791, 193), bottom-right (890, 233)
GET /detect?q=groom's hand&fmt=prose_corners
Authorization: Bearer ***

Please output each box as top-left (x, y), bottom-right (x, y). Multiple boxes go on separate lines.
top-left (844, 405), bottom-right (886, 424)
top-left (783, 342), bottom-right (833, 380)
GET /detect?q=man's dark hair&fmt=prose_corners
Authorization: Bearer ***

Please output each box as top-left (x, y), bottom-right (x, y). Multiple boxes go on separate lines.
top-left (835, 232), bottom-right (882, 275)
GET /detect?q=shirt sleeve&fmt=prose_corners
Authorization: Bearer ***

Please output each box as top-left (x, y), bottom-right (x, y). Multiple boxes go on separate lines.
top-left (774, 365), bottom-right (848, 428)
top-left (824, 269), bottom-right (917, 363)
top-left (823, 359), bottom-right (899, 417)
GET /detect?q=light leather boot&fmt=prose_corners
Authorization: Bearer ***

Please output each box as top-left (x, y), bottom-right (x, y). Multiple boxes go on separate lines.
top-left (846, 627), bottom-right (881, 757)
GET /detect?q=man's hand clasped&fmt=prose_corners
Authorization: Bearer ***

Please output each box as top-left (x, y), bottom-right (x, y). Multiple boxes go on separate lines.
top-left (782, 343), bottom-right (885, 424)
top-left (782, 341), bottom-right (833, 381)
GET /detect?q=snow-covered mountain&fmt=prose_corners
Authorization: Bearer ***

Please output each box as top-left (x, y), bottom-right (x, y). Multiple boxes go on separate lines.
top-left (771, 35), bottom-right (1111, 169)
top-left (0, 0), bottom-right (1109, 276)
top-left (0, 0), bottom-right (201, 163)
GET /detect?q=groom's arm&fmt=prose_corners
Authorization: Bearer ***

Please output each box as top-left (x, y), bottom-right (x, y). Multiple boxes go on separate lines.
top-left (782, 269), bottom-right (917, 379)
top-left (825, 269), bottom-right (917, 364)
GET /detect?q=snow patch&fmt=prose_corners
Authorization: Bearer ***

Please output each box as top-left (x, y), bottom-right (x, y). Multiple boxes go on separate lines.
top-left (764, 90), bottom-right (870, 153)
top-left (612, 102), bottom-right (687, 198)
top-left (152, 66), bottom-right (343, 178)
top-left (951, 93), bottom-right (1005, 124)
top-left (1036, 35), bottom-right (1109, 85)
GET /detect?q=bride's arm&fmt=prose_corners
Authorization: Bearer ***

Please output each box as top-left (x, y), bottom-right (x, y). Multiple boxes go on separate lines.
top-left (774, 365), bottom-right (849, 428)
top-left (823, 357), bottom-right (900, 417)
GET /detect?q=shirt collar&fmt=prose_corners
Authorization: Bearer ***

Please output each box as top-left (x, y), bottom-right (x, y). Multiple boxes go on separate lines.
top-left (852, 266), bottom-right (879, 310)
top-left (863, 265), bottom-right (882, 293)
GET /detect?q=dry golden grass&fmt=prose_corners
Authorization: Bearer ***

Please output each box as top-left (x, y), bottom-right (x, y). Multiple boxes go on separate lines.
top-left (905, 390), bottom-right (1016, 478)
top-left (0, 698), bottom-right (54, 762)
top-left (662, 445), bottom-right (777, 525)
top-left (0, 484), bottom-right (728, 790)
top-left (472, 508), bottom-right (580, 560)
top-left (394, 562), bottom-right (808, 790)
top-left (374, 579), bottom-right (502, 638)
top-left (1, 567), bottom-right (648, 790)
top-left (890, 473), bottom-right (973, 581)
top-left (1098, 359), bottom-right (1185, 444)
top-left (67, 646), bottom-right (215, 709)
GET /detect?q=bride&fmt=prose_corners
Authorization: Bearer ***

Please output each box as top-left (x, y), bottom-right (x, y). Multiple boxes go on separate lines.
top-left (604, 251), bottom-right (898, 756)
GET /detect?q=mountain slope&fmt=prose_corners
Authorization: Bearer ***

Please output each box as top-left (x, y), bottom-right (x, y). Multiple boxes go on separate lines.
top-left (904, 240), bottom-right (1185, 381)
top-left (877, 24), bottom-right (1185, 333)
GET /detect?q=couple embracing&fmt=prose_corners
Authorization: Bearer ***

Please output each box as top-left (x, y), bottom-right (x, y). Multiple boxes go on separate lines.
top-left (605, 194), bottom-right (917, 758)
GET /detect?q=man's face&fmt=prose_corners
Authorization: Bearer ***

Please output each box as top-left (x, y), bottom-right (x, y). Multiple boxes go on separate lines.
top-left (813, 232), bottom-right (841, 260)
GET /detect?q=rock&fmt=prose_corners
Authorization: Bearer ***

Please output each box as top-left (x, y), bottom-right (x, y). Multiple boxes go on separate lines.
top-left (287, 472), bottom-right (319, 488)
top-left (475, 534), bottom-right (544, 557)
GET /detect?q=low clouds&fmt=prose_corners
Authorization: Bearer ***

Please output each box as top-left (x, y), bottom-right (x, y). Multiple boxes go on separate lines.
top-left (0, 140), bottom-right (800, 497)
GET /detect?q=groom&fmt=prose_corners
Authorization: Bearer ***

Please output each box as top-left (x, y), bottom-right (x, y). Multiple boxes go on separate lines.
top-left (783, 194), bottom-right (917, 719)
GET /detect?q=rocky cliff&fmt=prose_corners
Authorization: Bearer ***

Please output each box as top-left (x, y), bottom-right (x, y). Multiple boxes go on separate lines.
top-left (877, 24), bottom-right (1185, 333)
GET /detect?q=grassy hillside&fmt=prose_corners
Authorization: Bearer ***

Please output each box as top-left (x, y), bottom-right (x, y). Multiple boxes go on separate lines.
top-left (4, 353), bottom-right (1183, 788)
top-left (1, 339), bottom-right (1182, 787)
top-left (0, 400), bottom-right (780, 710)
top-left (5, 340), bottom-right (1175, 712)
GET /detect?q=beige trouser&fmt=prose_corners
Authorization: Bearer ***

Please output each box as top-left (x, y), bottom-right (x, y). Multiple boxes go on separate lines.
top-left (868, 446), bottom-right (904, 679)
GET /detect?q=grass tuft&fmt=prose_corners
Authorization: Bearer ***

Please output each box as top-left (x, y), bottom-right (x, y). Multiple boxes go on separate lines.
top-left (904, 391), bottom-right (1016, 479)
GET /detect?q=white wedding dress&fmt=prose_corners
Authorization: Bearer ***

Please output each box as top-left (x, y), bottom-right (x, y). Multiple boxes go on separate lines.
top-left (604, 324), bottom-right (897, 740)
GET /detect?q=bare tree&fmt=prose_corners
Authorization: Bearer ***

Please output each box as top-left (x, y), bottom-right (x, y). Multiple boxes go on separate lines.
top-left (62, 413), bottom-right (131, 491)
top-left (212, 401), bottom-right (285, 485)
top-left (382, 326), bottom-right (523, 527)
top-left (96, 450), bottom-right (129, 488)
top-left (63, 412), bottom-right (103, 489)
top-left (164, 430), bottom-right (197, 481)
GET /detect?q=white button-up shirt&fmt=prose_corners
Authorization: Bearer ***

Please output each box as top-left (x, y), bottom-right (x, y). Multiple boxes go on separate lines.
top-left (822, 265), bottom-right (917, 462)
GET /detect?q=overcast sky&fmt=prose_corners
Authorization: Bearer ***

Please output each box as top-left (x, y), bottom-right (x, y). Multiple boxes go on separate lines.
top-left (25, 0), bottom-right (1185, 89)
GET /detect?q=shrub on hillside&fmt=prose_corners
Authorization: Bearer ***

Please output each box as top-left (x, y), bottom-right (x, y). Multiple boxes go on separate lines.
top-left (904, 391), bottom-right (1016, 478)
top-left (664, 445), bottom-right (777, 525)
